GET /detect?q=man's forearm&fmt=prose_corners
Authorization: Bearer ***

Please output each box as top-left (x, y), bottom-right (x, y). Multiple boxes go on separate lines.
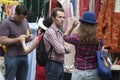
top-left (0, 36), bottom-right (19, 45)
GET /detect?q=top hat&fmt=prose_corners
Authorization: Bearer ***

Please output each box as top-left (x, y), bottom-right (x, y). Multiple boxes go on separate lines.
top-left (79, 11), bottom-right (96, 24)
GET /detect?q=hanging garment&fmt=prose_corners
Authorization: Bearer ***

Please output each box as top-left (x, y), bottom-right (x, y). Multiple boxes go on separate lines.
top-left (48, 0), bottom-right (57, 16)
top-left (51, 0), bottom-right (57, 10)
top-left (71, 0), bottom-right (76, 16)
top-left (80, 0), bottom-right (89, 18)
top-left (46, 0), bottom-right (62, 17)
top-left (76, 0), bottom-right (80, 18)
top-left (27, 23), bottom-right (38, 80)
top-left (97, 0), bottom-right (120, 53)
top-left (60, 0), bottom-right (73, 32)
top-left (94, 0), bottom-right (101, 18)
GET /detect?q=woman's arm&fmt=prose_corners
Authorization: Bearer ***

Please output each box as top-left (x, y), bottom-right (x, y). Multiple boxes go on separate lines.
top-left (64, 19), bottom-right (78, 36)
top-left (20, 35), bottom-right (42, 54)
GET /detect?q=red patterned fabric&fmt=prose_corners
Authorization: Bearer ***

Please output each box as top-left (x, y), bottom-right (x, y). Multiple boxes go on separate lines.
top-left (80, 0), bottom-right (89, 18)
top-left (51, 0), bottom-right (57, 10)
top-left (97, 0), bottom-right (120, 52)
top-left (94, 0), bottom-right (101, 18)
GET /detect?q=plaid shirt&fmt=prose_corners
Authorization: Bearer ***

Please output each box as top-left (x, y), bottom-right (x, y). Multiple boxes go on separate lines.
top-left (44, 24), bottom-right (71, 63)
top-left (64, 35), bottom-right (98, 70)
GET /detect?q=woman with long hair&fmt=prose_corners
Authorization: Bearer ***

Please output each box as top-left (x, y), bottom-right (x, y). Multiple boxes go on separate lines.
top-left (64, 12), bottom-right (101, 80)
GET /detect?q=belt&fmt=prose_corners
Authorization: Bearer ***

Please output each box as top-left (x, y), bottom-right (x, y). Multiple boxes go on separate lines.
top-left (50, 60), bottom-right (63, 65)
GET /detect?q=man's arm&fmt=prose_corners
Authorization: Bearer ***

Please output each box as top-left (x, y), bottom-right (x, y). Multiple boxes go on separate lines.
top-left (45, 30), bottom-right (70, 55)
top-left (0, 36), bottom-right (20, 45)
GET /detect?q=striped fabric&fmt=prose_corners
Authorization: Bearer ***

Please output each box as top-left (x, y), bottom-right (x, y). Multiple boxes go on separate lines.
top-left (79, 0), bottom-right (101, 18)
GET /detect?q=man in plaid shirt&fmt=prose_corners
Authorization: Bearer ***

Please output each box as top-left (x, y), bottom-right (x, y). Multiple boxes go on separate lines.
top-left (44, 7), bottom-right (71, 80)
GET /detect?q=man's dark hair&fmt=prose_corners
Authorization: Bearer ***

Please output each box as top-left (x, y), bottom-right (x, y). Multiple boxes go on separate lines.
top-left (51, 7), bottom-right (64, 18)
top-left (15, 5), bottom-right (28, 16)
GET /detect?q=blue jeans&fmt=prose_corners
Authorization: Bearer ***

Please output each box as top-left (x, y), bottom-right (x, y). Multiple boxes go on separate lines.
top-left (5, 55), bottom-right (28, 80)
top-left (45, 61), bottom-right (64, 80)
top-left (71, 69), bottom-right (101, 80)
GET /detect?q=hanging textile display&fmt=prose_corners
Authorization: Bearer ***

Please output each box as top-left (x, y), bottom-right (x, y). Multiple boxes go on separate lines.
top-left (27, 23), bottom-right (38, 80)
top-left (48, 0), bottom-right (57, 16)
top-left (97, 0), bottom-right (120, 53)
top-left (59, 0), bottom-right (74, 32)
top-left (0, 4), bottom-right (6, 22)
top-left (0, 0), bottom-right (18, 17)
top-left (75, 0), bottom-right (80, 18)
top-left (79, 0), bottom-right (100, 19)
top-left (94, 0), bottom-right (101, 18)
top-left (48, 0), bottom-right (51, 17)
top-left (45, 0), bottom-right (62, 17)
top-left (0, 0), bottom-right (18, 22)
top-left (89, 0), bottom-right (94, 12)
top-left (71, 0), bottom-right (76, 16)
top-left (79, 0), bottom-right (89, 18)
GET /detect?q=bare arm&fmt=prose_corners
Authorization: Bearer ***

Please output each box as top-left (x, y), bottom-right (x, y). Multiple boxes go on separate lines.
top-left (21, 37), bottom-right (38, 54)
top-left (64, 19), bottom-right (78, 36)
top-left (20, 35), bottom-right (42, 54)
top-left (0, 36), bottom-right (20, 45)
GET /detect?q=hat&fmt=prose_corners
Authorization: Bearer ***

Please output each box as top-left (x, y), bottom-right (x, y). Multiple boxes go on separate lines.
top-left (38, 17), bottom-right (52, 30)
top-left (79, 11), bottom-right (96, 24)
top-left (38, 18), bottom-right (48, 30)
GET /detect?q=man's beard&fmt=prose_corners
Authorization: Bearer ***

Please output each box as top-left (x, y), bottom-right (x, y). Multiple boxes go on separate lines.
top-left (58, 25), bottom-right (64, 33)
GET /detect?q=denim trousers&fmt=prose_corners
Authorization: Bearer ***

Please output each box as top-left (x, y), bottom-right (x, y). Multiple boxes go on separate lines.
top-left (45, 61), bottom-right (64, 80)
top-left (71, 69), bottom-right (101, 80)
top-left (5, 55), bottom-right (28, 80)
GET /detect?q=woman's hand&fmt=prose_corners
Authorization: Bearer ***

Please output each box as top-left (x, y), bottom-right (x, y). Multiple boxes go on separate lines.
top-left (102, 46), bottom-right (108, 53)
top-left (72, 18), bottom-right (79, 29)
top-left (19, 35), bottom-right (26, 42)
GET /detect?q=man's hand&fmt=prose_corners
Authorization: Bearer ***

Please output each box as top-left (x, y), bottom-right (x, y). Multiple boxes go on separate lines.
top-left (19, 35), bottom-right (26, 42)
top-left (26, 34), bottom-right (34, 42)
top-left (64, 42), bottom-right (69, 47)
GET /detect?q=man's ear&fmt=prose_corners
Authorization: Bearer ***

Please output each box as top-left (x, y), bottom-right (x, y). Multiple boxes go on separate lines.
top-left (52, 16), bottom-right (55, 21)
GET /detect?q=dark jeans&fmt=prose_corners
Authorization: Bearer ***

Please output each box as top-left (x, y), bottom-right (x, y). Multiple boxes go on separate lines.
top-left (45, 61), bottom-right (64, 80)
top-left (5, 55), bottom-right (28, 80)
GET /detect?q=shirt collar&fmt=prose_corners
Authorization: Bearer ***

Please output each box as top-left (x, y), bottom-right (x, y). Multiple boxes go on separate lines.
top-left (51, 24), bottom-right (62, 33)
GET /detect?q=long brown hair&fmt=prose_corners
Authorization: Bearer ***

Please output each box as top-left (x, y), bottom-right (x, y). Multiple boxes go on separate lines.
top-left (77, 22), bottom-right (98, 45)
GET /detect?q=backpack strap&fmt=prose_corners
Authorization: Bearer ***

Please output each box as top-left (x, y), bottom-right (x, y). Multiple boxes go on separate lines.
top-left (48, 45), bottom-right (53, 60)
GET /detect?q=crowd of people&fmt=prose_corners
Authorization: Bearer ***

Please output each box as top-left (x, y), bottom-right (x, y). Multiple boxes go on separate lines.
top-left (0, 4), bottom-right (106, 80)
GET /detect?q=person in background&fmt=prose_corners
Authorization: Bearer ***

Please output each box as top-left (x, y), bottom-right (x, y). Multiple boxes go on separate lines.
top-left (43, 7), bottom-right (71, 80)
top-left (64, 11), bottom-right (101, 80)
top-left (19, 17), bottom-right (52, 80)
top-left (0, 5), bottom-right (33, 80)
